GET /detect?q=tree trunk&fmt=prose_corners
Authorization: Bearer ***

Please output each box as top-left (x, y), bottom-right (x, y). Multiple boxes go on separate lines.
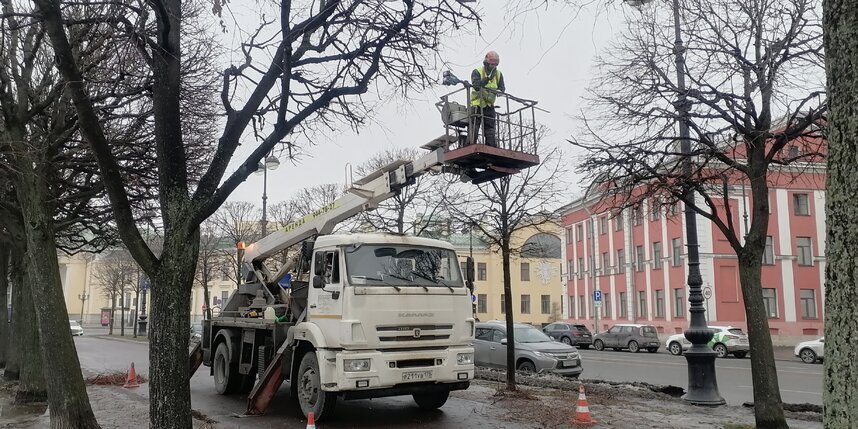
top-left (822, 1), bottom-right (858, 425)
top-left (149, 233), bottom-right (197, 429)
top-left (738, 259), bottom-right (787, 429)
top-left (0, 247), bottom-right (9, 369)
top-left (14, 148), bottom-right (100, 427)
top-left (15, 269), bottom-right (47, 404)
top-left (3, 253), bottom-right (24, 381)
top-left (501, 237), bottom-right (516, 391)
top-left (121, 290), bottom-right (126, 336)
top-left (133, 290), bottom-right (140, 338)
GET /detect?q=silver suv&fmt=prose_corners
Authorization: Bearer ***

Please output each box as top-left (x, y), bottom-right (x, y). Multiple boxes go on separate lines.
top-left (474, 321), bottom-right (583, 378)
top-left (593, 324), bottom-right (661, 353)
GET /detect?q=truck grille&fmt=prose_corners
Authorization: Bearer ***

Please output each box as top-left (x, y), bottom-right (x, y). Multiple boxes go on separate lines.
top-left (395, 358), bottom-right (436, 368)
top-left (376, 324), bottom-right (453, 342)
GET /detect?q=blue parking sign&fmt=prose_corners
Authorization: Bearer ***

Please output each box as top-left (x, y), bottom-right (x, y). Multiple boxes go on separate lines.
top-left (593, 290), bottom-right (602, 302)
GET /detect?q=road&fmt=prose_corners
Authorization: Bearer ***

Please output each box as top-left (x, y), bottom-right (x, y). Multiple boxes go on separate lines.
top-left (73, 335), bottom-right (527, 428)
top-left (577, 347), bottom-right (823, 406)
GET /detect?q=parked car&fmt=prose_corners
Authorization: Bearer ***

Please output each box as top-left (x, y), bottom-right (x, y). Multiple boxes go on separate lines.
top-left (666, 326), bottom-right (749, 358)
top-left (794, 337), bottom-right (824, 364)
top-left (593, 324), bottom-right (660, 353)
top-left (474, 321), bottom-right (583, 378)
top-left (542, 323), bottom-right (593, 348)
top-left (190, 323), bottom-right (202, 341)
top-left (69, 320), bottom-right (84, 336)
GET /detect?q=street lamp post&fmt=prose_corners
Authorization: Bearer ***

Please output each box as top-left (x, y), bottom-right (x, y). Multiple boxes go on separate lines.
top-left (255, 152), bottom-right (281, 236)
top-left (77, 292), bottom-right (89, 323)
top-left (626, 0), bottom-right (724, 405)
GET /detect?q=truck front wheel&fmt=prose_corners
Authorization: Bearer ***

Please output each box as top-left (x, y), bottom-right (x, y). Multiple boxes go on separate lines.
top-left (296, 352), bottom-right (337, 420)
top-left (413, 390), bottom-right (450, 410)
top-left (213, 342), bottom-right (242, 395)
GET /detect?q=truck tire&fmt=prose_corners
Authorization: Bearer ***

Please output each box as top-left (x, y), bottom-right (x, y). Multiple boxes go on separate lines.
top-left (296, 352), bottom-right (337, 420)
top-left (213, 342), bottom-right (242, 395)
top-left (413, 390), bottom-right (450, 410)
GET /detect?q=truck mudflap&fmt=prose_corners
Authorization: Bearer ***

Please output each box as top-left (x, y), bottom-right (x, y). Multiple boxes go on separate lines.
top-left (342, 381), bottom-right (469, 401)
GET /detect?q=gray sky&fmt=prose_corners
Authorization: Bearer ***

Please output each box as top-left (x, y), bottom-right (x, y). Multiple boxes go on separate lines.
top-left (223, 2), bottom-right (625, 207)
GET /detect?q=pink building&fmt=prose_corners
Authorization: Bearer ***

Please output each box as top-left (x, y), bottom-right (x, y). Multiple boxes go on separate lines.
top-left (559, 146), bottom-right (826, 342)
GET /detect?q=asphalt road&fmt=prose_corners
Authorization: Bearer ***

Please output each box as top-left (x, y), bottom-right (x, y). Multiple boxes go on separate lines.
top-left (576, 347), bottom-right (823, 406)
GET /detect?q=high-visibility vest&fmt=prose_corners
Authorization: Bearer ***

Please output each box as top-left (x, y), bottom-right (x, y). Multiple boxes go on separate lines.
top-left (470, 67), bottom-right (502, 108)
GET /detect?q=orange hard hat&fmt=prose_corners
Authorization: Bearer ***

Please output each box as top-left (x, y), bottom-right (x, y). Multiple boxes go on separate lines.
top-left (484, 51), bottom-right (500, 66)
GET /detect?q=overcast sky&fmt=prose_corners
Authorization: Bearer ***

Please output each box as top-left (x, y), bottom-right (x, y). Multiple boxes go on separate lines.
top-left (222, 2), bottom-right (626, 208)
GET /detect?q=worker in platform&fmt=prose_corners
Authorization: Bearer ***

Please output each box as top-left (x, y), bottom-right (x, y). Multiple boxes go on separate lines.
top-left (469, 51), bottom-right (505, 147)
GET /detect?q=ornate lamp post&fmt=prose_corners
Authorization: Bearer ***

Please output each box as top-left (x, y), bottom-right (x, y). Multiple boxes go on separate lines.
top-left (77, 292), bottom-right (89, 323)
top-left (255, 153), bottom-right (281, 236)
top-left (625, 0), bottom-right (724, 405)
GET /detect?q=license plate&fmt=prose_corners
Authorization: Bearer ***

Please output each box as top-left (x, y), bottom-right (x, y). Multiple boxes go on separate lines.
top-left (402, 370), bottom-right (432, 382)
top-left (563, 359), bottom-right (578, 367)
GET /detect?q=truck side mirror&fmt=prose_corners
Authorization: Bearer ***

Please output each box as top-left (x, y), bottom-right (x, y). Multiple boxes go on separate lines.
top-left (312, 275), bottom-right (324, 289)
top-left (465, 257), bottom-right (475, 283)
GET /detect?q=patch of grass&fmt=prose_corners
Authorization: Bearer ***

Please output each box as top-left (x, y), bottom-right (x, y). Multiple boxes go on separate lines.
top-left (85, 371), bottom-right (147, 386)
top-left (721, 424), bottom-right (755, 429)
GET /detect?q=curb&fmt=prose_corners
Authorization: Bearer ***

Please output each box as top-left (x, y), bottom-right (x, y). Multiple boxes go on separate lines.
top-left (93, 335), bottom-right (149, 345)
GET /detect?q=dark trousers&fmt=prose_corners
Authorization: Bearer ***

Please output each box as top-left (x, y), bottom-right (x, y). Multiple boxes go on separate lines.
top-left (468, 106), bottom-right (497, 147)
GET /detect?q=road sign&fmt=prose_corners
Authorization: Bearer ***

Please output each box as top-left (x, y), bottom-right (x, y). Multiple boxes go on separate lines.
top-left (593, 290), bottom-right (602, 302)
top-left (703, 287), bottom-right (712, 300)
top-left (593, 300), bottom-right (603, 307)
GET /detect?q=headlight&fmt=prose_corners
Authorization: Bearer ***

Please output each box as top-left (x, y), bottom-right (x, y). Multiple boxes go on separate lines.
top-left (457, 353), bottom-right (473, 365)
top-left (343, 359), bottom-right (371, 372)
top-left (532, 351), bottom-right (553, 358)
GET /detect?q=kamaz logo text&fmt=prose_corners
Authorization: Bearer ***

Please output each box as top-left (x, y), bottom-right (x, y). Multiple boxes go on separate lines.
top-left (398, 312), bottom-right (434, 317)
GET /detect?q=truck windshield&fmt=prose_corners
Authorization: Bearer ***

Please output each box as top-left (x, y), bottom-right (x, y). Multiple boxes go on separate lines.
top-left (345, 244), bottom-right (464, 288)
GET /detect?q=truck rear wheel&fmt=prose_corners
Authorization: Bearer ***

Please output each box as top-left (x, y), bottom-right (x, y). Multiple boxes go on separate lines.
top-left (296, 352), bottom-right (337, 420)
top-left (413, 390), bottom-right (450, 410)
top-left (213, 342), bottom-right (242, 395)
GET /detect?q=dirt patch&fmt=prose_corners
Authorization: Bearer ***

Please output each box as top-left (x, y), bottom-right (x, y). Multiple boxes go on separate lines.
top-left (85, 371), bottom-right (147, 386)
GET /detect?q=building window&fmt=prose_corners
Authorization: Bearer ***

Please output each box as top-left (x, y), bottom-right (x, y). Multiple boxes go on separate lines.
top-left (578, 295), bottom-right (586, 318)
top-left (763, 236), bottom-right (775, 265)
top-left (566, 227), bottom-right (574, 244)
top-left (633, 206), bottom-right (643, 225)
top-left (604, 293), bottom-right (612, 318)
top-left (635, 245), bottom-right (645, 272)
top-left (568, 295), bottom-right (574, 317)
top-left (601, 252), bottom-right (610, 275)
top-left (800, 289), bottom-right (817, 319)
top-left (220, 290), bottom-right (229, 305)
top-left (652, 242), bottom-right (663, 270)
top-left (762, 288), bottom-right (778, 318)
top-left (500, 294), bottom-right (506, 314)
top-left (672, 238), bottom-right (682, 267)
top-left (541, 295), bottom-right (551, 314)
top-left (576, 224), bottom-right (583, 242)
top-left (787, 145), bottom-right (801, 158)
top-left (520, 262), bottom-right (530, 281)
top-left (599, 217), bottom-right (608, 235)
top-left (668, 202), bottom-right (679, 216)
top-left (586, 219), bottom-right (593, 238)
top-left (566, 260), bottom-right (574, 278)
top-left (577, 257), bottom-right (585, 279)
top-left (478, 262), bottom-right (487, 281)
top-left (793, 193), bottom-right (810, 216)
top-left (673, 288), bottom-right (685, 318)
top-left (637, 291), bottom-right (647, 318)
top-left (797, 237), bottom-right (813, 266)
top-left (650, 199), bottom-right (661, 221)
top-left (477, 294), bottom-right (487, 313)
top-left (619, 292), bottom-right (627, 318)
top-left (614, 212), bottom-right (624, 231)
top-left (616, 250), bottom-right (625, 274)
top-left (220, 267), bottom-right (229, 281)
top-left (521, 295), bottom-right (531, 314)
top-left (654, 290), bottom-right (664, 318)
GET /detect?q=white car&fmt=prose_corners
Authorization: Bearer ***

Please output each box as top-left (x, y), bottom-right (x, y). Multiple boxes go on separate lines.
top-left (666, 326), bottom-right (749, 358)
top-left (794, 337), bottom-right (824, 364)
top-left (69, 320), bottom-right (84, 336)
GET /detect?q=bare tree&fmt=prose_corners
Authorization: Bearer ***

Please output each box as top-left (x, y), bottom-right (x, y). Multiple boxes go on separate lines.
top-left (211, 201), bottom-right (260, 286)
top-left (571, 1), bottom-right (824, 427)
top-left (34, 0), bottom-right (479, 425)
top-left (291, 184), bottom-right (347, 218)
top-left (444, 144), bottom-right (564, 390)
top-left (821, 1), bottom-right (858, 426)
top-left (353, 148), bottom-right (444, 235)
top-left (195, 218), bottom-right (222, 320)
top-left (92, 250), bottom-right (137, 336)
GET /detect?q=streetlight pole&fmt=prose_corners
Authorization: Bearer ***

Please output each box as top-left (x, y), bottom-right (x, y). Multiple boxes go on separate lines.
top-left (256, 152), bottom-right (281, 236)
top-left (626, 0), bottom-right (724, 405)
top-left (77, 292), bottom-right (89, 323)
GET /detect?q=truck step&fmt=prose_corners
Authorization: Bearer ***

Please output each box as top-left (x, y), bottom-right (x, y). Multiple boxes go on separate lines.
top-left (245, 350), bottom-right (286, 415)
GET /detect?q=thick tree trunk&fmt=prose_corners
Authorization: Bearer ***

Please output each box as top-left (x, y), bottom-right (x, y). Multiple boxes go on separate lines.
top-left (738, 259), bottom-right (787, 429)
top-left (15, 269), bottom-right (47, 404)
top-left (0, 247), bottom-right (9, 369)
top-left (3, 254), bottom-right (24, 381)
top-left (149, 234), bottom-right (197, 429)
top-left (501, 237), bottom-right (516, 391)
top-left (822, 1), bottom-right (858, 425)
top-left (109, 296), bottom-right (115, 335)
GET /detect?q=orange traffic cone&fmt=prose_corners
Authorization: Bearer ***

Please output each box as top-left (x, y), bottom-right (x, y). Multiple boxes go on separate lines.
top-left (306, 412), bottom-right (316, 429)
top-left (571, 384), bottom-right (596, 426)
top-left (123, 362), bottom-right (140, 389)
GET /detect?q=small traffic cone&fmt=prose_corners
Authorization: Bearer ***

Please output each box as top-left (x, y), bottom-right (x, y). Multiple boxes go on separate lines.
top-left (123, 362), bottom-right (140, 389)
top-left (306, 412), bottom-right (316, 429)
top-left (571, 384), bottom-right (596, 426)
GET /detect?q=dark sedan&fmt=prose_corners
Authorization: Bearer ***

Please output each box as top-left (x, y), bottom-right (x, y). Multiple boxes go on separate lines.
top-left (543, 323), bottom-right (593, 349)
